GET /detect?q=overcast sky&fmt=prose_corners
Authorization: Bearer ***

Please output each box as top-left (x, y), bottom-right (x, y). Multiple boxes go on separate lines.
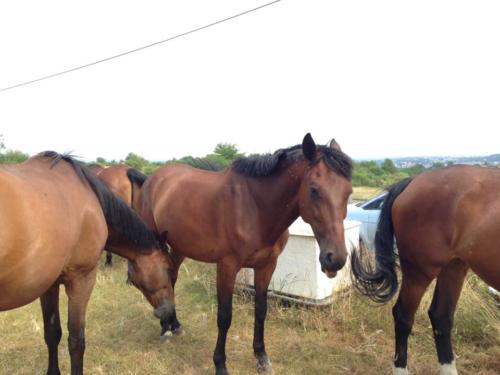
top-left (1, 1), bottom-right (499, 162)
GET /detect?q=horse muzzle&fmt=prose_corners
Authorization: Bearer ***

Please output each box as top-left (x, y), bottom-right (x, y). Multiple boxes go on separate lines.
top-left (319, 249), bottom-right (346, 277)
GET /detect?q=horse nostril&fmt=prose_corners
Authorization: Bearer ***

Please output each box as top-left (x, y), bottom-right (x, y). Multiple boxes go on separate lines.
top-left (326, 252), bottom-right (334, 265)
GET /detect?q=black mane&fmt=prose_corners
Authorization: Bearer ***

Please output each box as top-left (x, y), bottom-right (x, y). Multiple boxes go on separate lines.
top-left (188, 158), bottom-right (225, 171)
top-left (38, 151), bottom-right (158, 249)
top-left (231, 144), bottom-right (352, 179)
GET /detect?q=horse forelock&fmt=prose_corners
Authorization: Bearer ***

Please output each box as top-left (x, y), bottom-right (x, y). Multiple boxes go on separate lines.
top-left (319, 147), bottom-right (353, 180)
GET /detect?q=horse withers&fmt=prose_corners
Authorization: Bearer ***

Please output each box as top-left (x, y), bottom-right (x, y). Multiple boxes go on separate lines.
top-left (135, 133), bottom-right (353, 375)
top-left (0, 152), bottom-right (174, 375)
top-left (351, 165), bottom-right (500, 375)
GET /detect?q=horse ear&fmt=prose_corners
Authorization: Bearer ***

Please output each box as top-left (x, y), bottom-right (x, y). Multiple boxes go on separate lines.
top-left (157, 231), bottom-right (169, 252)
top-left (302, 133), bottom-right (316, 161)
top-left (160, 231), bottom-right (168, 243)
top-left (328, 138), bottom-right (342, 151)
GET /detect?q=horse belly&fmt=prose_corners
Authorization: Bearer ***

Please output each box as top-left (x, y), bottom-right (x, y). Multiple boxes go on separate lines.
top-left (155, 198), bottom-right (226, 263)
top-left (0, 276), bottom-right (59, 311)
top-left (168, 234), bottom-right (222, 263)
top-left (165, 216), bottom-right (262, 264)
top-left (0, 184), bottom-right (69, 310)
top-left (458, 215), bottom-right (500, 289)
top-left (0, 240), bottom-right (67, 311)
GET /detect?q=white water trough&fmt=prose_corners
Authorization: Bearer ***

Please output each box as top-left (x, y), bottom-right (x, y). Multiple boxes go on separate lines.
top-left (236, 219), bottom-right (360, 305)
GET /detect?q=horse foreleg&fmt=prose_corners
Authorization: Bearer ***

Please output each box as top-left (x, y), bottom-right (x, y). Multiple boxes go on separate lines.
top-left (40, 284), bottom-right (62, 375)
top-left (428, 259), bottom-right (468, 375)
top-left (213, 259), bottom-right (239, 375)
top-left (170, 253), bottom-right (185, 334)
top-left (253, 260), bottom-right (277, 374)
top-left (65, 269), bottom-right (97, 375)
top-left (160, 253), bottom-right (185, 339)
top-left (392, 268), bottom-right (432, 375)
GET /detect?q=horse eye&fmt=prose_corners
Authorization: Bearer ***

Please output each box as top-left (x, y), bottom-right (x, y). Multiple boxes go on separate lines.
top-left (310, 186), bottom-right (321, 201)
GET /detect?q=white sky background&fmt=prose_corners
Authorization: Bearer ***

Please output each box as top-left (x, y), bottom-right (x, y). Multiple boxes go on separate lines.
top-left (0, 0), bottom-right (499, 162)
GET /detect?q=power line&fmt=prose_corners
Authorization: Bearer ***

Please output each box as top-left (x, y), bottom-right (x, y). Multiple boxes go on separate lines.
top-left (0, 0), bottom-right (282, 93)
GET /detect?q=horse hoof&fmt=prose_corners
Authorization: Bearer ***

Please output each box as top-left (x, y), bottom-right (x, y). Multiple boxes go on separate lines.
top-left (393, 366), bottom-right (409, 375)
top-left (160, 330), bottom-right (173, 343)
top-left (215, 369), bottom-right (230, 375)
top-left (172, 326), bottom-right (183, 335)
top-left (256, 357), bottom-right (273, 373)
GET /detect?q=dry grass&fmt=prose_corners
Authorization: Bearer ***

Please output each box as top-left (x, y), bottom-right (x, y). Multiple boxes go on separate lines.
top-left (351, 187), bottom-right (382, 203)
top-left (1, 256), bottom-right (498, 375)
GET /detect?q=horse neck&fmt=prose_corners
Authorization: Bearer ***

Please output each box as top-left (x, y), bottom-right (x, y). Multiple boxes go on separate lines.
top-left (244, 160), bottom-right (307, 243)
top-left (104, 229), bottom-right (148, 261)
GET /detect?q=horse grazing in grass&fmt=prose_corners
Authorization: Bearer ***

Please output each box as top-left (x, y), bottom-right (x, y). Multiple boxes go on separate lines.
top-left (90, 163), bottom-right (148, 266)
top-left (135, 133), bottom-right (353, 375)
top-left (0, 152), bottom-right (174, 375)
top-left (351, 165), bottom-right (500, 375)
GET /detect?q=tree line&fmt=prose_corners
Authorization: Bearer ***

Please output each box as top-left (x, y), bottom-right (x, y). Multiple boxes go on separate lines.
top-left (0, 134), bottom-right (441, 188)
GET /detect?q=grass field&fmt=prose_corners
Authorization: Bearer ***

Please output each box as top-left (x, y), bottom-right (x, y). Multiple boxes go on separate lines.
top-left (0, 188), bottom-right (498, 374)
top-left (1, 257), bottom-right (498, 375)
top-left (350, 186), bottom-right (382, 203)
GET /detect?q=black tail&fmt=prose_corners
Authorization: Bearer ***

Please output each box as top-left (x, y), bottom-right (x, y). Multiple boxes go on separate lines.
top-left (351, 177), bottom-right (413, 303)
top-left (39, 151), bottom-right (157, 248)
top-left (126, 168), bottom-right (147, 187)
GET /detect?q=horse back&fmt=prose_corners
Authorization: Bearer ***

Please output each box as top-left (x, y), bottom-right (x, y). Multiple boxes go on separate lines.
top-left (95, 164), bottom-right (132, 204)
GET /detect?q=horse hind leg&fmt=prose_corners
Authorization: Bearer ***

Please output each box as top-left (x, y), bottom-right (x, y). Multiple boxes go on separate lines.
top-left (105, 251), bottom-right (113, 267)
top-left (428, 259), bottom-right (468, 375)
top-left (65, 269), bottom-right (97, 375)
top-left (40, 284), bottom-right (62, 375)
top-left (392, 268), bottom-right (433, 374)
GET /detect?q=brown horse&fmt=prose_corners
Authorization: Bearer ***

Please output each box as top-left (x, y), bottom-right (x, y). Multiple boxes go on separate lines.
top-left (351, 165), bottom-right (500, 375)
top-left (135, 134), bottom-right (353, 375)
top-left (0, 152), bottom-right (174, 375)
top-left (90, 163), bottom-right (148, 266)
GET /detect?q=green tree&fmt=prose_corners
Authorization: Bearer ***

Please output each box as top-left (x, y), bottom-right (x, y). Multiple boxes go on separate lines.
top-left (432, 162), bottom-right (445, 169)
top-left (124, 152), bottom-right (147, 169)
top-left (0, 136), bottom-right (29, 164)
top-left (95, 157), bottom-right (108, 165)
top-left (0, 150), bottom-right (29, 164)
top-left (213, 143), bottom-right (242, 162)
top-left (381, 158), bottom-right (397, 174)
top-left (406, 164), bottom-right (425, 176)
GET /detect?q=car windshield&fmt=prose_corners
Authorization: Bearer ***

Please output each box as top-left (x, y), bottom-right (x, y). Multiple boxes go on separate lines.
top-left (354, 192), bottom-right (387, 209)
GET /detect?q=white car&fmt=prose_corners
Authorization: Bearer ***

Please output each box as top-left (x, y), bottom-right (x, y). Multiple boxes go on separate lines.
top-left (346, 192), bottom-right (387, 250)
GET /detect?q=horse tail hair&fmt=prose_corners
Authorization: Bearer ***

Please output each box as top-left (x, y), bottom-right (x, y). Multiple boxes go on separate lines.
top-left (350, 177), bottom-right (413, 303)
top-left (126, 168), bottom-right (148, 187)
top-left (39, 151), bottom-right (157, 248)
